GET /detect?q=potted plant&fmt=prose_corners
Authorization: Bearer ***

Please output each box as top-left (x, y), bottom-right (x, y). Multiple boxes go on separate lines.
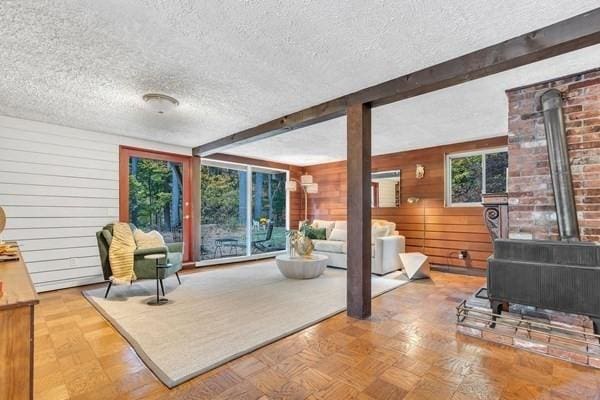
top-left (286, 229), bottom-right (313, 257)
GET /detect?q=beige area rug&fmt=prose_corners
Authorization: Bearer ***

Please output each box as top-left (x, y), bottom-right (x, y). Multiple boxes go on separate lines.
top-left (83, 262), bottom-right (409, 387)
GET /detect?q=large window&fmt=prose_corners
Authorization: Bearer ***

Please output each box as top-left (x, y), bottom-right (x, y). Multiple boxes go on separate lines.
top-left (199, 160), bottom-right (288, 262)
top-left (445, 147), bottom-right (508, 206)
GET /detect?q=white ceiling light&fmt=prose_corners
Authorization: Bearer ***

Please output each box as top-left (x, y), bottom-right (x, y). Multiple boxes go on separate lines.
top-left (142, 93), bottom-right (179, 114)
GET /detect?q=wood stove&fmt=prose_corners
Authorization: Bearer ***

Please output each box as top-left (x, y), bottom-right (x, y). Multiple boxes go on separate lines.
top-left (487, 88), bottom-right (600, 332)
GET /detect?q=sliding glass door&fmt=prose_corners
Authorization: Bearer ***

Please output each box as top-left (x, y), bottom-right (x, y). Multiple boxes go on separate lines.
top-left (200, 160), bottom-right (288, 262)
top-left (200, 162), bottom-right (248, 260)
top-left (251, 168), bottom-right (287, 254)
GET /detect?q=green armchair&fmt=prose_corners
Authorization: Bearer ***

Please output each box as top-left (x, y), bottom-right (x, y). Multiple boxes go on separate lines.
top-left (96, 223), bottom-right (183, 298)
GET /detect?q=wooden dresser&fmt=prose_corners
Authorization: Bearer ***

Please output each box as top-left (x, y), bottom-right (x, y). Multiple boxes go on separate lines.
top-left (0, 248), bottom-right (39, 400)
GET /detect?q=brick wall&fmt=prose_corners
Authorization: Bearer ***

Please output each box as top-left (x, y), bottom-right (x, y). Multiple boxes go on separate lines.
top-left (507, 68), bottom-right (600, 242)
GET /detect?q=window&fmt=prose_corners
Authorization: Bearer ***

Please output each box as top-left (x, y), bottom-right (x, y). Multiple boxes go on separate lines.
top-left (119, 146), bottom-right (192, 261)
top-left (199, 159), bottom-right (288, 262)
top-left (445, 147), bottom-right (508, 206)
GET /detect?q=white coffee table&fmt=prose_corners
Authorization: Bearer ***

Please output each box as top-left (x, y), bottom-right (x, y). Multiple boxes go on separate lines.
top-left (276, 254), bottom-right (328, 279)
top-left (399, 252), bottom-right (430, 280)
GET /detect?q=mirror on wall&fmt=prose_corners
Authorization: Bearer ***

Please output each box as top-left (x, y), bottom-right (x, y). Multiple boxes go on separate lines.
top-left (371, 170), bottom-right (401, 208)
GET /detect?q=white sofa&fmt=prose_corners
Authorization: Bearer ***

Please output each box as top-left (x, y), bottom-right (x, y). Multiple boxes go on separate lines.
top-left (303, 219), bottom-right (405, 275)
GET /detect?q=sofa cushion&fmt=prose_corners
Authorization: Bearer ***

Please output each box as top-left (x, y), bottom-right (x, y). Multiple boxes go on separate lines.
top-left (372, 220), bottom-right (395, 236)
top-left (312, 220), bottom-right (336, 239)
top-left (313, 240), bottom-right (347, 254)
top-left (371, 225), bottom-right (389, 244)
top-left (333, 221), bottom-right (347, 231)
top-left (329, 228), bottom-right (347, 242)
top-left (301, 223), bottom-right (327, 240)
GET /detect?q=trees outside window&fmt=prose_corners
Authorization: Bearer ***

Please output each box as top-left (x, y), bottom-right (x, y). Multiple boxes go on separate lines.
top-left (446, 148), bottom-right (508, 206)
top-left (129, 157), bottom-right (183, 242)
top-left (199, 161), bottom-right (288, 261)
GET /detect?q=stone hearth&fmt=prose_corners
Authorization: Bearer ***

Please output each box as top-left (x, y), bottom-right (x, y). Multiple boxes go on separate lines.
top-left (457, 289), bottom-right (600, 368)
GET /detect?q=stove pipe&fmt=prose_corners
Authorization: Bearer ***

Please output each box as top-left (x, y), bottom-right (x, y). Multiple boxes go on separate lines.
top-left (540, 89), bottom-right (580, 241)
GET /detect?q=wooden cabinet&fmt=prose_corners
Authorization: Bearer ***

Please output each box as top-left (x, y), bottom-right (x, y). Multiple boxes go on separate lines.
top-left (0, 248), bottom-right (38, 400)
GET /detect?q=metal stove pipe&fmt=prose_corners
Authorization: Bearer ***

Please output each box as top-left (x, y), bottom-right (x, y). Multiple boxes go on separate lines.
top-left (540, 89), bottom-right (580, 241)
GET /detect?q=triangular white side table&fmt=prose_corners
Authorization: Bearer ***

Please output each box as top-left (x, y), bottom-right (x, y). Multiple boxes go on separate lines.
top-left (399, 252), bottom-right (430, 280)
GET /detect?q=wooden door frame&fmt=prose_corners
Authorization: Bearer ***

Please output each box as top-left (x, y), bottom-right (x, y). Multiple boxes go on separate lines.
top-left (119, 145), bottom-right (193, 262)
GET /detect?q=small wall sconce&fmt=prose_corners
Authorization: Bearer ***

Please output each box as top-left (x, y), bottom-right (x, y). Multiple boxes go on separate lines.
top-left (416, 164), bottom-right (425, 179)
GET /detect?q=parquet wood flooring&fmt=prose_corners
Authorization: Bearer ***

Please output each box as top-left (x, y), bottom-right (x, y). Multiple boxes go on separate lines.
top-left (34, 268), bottom-right (600, 399)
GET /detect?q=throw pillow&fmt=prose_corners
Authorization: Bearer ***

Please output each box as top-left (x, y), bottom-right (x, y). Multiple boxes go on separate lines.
top-left (134, 229), bottom-right (165, 249)
top-left (300, 223), bottom-right (327, 240)
top-left (371, 225), bottom-right (388, 244)
top-left (372, 220), bottom-right (395, 236)
top-left (313, 219), bottom-right (336, 239)
top-left (329, 228), bottom-right (347, 242)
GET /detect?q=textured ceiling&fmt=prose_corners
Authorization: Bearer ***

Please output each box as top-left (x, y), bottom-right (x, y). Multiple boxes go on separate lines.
top-left (0, 1), bottom-right (599, 160)
top-left (226, 44), bottom-right (600, 165)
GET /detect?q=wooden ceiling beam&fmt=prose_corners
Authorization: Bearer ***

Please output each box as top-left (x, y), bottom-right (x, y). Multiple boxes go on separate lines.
top-left (193, 8), bottom-right (600, 156)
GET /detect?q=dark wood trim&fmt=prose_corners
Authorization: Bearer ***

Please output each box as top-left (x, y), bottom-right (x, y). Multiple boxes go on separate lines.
top-left (191, 156), bottom-right (202, 263)
top-left (346, 103), bottom-right (372, 319)
top-left (118, 146), bottom-right (194, 262)
top-left (193, 9), bottom-right (600, 156)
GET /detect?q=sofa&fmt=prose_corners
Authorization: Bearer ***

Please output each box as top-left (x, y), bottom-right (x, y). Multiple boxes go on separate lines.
top-left (303, 219), bottom-right (405, 275)
top-left (96, 223), bottom-right (183, 298)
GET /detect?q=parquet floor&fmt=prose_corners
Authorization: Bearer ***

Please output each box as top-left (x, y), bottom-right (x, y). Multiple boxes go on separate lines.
top-left (34, 267), bottom-right (600, 400)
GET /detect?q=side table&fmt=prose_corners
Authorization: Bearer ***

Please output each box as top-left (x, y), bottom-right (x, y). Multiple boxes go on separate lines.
top-left (145, 254), bottom-right (171, 305)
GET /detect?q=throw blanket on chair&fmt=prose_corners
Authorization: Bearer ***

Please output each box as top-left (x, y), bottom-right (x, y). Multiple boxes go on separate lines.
top-left (108, 223), bottom-right (137, 284)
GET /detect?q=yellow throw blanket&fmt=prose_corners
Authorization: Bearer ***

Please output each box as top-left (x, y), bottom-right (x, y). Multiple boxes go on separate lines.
top-left (108, 223), bottom-right (137, 284)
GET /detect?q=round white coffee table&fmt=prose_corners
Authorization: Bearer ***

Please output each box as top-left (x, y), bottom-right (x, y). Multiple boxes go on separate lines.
top-left (276, 254), bottom-right (328, 279)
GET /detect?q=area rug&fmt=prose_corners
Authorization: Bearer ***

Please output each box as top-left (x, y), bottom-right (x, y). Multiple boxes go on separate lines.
top-left (83, 262), bottom-right (409, 387)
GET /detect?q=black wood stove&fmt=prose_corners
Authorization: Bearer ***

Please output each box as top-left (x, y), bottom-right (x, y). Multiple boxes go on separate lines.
top-left (487, 88), bottom-right (600, 333)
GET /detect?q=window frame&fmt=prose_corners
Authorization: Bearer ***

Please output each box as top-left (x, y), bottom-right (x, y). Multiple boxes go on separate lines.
top-left (445, 146), bottom-right (508, 207)
top-left (198, 158), bottom-right (290, 266)
top-left (119, 146), bottom-right (193, 262)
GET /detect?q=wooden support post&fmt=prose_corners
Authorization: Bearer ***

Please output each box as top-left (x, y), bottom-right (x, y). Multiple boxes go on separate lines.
top-left (346, 102), bottom-right (372, 319)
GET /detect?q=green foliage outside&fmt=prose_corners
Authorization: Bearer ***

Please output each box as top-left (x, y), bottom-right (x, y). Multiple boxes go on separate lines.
top-left (129, 158), bottom-right (176, 231)
top-left (451, 152), bottom-right (508, 204)
top-left (252, 173), bottom-right (287, 226)
top-left (485, 152), bottom-right (508, 193)
top-left (200, 166), bottom-right (241, 229)
top-left (451, 155), bottom-right (482, 203)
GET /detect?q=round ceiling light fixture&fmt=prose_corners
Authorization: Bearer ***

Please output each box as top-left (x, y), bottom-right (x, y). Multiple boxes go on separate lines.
top-left (142, 93), bottom-right (179, 114)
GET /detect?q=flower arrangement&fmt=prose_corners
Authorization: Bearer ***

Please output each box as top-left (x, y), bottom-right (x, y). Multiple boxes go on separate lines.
top-left (259, 217), bottom-right (269, 225)
top-left (286, 229), bottom-right (314, 257)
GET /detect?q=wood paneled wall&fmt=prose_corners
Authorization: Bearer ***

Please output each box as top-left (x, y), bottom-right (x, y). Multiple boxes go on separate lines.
top-left (303, 136), bottom-right (508, 271)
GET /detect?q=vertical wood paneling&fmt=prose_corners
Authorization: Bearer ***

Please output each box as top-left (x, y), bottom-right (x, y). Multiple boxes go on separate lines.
top-left (304, 137), bottom-right (507, 272)
top-left (0, 116), bottom-right (191, 291)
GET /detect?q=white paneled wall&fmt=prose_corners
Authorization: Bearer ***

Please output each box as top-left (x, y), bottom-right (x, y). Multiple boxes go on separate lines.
top-left (0, 116), bottom-right (191, 292)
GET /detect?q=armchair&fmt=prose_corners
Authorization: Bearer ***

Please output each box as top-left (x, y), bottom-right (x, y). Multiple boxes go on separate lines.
top-left (96, 223), bottom-right (183, 298)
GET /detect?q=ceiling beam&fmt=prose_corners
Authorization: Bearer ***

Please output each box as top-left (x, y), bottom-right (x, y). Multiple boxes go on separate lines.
top-left (194, 8), bottom-right (600, 156)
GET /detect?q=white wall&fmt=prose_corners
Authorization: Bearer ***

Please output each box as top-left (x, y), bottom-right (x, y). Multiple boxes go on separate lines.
top-left (0, 116), bottom-right (191, 292)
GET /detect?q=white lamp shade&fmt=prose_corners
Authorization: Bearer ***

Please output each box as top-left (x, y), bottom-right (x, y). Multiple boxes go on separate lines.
top-left (285, 181), bottom-right (298, 191)
top-left (300, 174), bottom-right (313, 185)
top-left (306, 183), bottom-right (319, 193)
